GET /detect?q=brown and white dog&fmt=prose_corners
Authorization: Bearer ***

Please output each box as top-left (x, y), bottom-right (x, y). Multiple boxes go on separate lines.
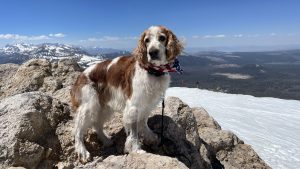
top-left (70, 25), bottom-right (183, 162)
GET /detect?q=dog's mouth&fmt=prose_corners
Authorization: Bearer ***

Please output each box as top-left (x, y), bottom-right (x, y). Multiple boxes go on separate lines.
top-left (149, 60), bottom-right (165, 66)
top-left (148, 56), bottom-right (169, 66)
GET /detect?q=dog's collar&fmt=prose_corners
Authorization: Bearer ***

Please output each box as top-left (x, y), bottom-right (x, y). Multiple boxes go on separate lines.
top-left (140, 59), bottom-right (183, 77)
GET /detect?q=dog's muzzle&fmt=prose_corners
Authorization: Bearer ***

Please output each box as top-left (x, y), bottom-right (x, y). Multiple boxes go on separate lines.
top-left (149, 49), bottom-right (159, 60)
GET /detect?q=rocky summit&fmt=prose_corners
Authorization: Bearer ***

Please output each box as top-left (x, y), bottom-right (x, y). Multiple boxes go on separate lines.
top-left (0, 59), bottom-right (270, 169)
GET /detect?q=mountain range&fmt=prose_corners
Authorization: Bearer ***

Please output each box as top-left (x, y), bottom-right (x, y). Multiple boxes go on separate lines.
top-left (0, 43), bottom-right (130, 67)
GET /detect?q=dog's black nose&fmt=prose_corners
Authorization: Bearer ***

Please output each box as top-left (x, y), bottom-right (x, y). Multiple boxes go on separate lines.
top-left (149, 49), bottom-right (159, 60)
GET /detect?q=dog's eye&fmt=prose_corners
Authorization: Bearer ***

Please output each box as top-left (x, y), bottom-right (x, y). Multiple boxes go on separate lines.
top-left (159, 36), bottom-right (166, 42)
top-left (145, 38), bottom-right (150, 43)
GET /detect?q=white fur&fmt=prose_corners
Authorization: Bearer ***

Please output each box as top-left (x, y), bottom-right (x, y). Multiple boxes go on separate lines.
top-left (145, 26), bottom-right (168, 66)
top-left (74, 62), bottom-right (170, 162)
top-left (107, 57), bottom-right (121, 71)
top-left (123, 63), bottom-right (170, 152)
top-left (83, 64), bottom-right (96, 77)
top-left (74, 85), bottom-right (113, 162)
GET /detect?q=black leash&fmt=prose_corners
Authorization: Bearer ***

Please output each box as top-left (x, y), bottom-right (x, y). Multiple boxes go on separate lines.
top-left (159, 98), bottom-right (165, 146)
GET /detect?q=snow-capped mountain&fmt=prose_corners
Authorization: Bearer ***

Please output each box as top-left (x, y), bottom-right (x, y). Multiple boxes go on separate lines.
top-left (0, 43), bottom-right (103, 67)
top-left (166, 87), bottom-right (300, 169)
top-left (1, 43), bottom-right (38, 55)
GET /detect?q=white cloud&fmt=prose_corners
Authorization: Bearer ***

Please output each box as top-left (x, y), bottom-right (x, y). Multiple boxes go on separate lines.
top-left (87, 36), bottom-right (120, 42)
top-left (203, 34), bottom-right (226, 39)
top-left (84, 36), bottom-right (138, 42)
top-left (124, 36), bottom-right (138, 40)
top-left (49, 33), bottom-right (65, 38)
top-left (0, 33), bottom-right (66, 41)
top-left (29, 35), bottom-right (50, 40)
top-left (0, 34), bottom-right (50, 40)
top-left (86, 38), bottom-right (98, 42)
top-left (0, 34), bottom-right (15, 39)
top-left (102, 36), bottom-right (120, 41)
top-left (269, 33), bottom-right (277, 36)
top-left (215, 34), bottom-right (226, 38)
top-left (247, 34), bottom-right (261, 37)
top-left (233, 34), bottom-right (243, 38)
top-left (193, 34), bottom-right (227, 39)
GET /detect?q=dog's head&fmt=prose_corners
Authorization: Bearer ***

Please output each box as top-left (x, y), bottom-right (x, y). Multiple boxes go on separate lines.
top-left (134, 26), bottom-right (183, 66)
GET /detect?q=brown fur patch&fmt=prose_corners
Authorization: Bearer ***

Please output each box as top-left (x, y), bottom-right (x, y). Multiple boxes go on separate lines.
top-left (133, 31), bottom-right (148, 67)
top-left (159, 26), bottom-right (183, 61)
top-left (70, 74), bottom-right (88, 111)
top-left (88, 56), bottom-right (136, 98)
top-left (70, 56), bottom-right (136, 111)
top-left (89, 60), bottom-right (112, 83)
top-left (106, 56), bottom-right (136, 98)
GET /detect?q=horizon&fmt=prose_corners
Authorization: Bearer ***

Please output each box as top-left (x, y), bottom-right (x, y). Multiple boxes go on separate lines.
top-left (2, 42), bottom-right (300, 53)
top-left (0, 0), bottom-right (300, 50)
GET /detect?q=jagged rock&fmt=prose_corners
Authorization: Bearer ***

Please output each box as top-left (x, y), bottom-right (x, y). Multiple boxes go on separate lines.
top-left (49, 59), bottom-right (82, 103)
top-left (193, 104), bottom-right (270, 169)
top-left (0, 63), bottom-right (19, 98)
top-left (217, 144), bottom-right (271, 169)
top-left (0, 92), bottom-right (71, 169)
top-left (199, 128), bottom-right (243, 154)
top-left (77, 153), bottom-right (188, 169)
top-left (192, 107), bottom-right (221, 130)
top-left (55, 120), bottom-right (77, 166)
top-left (0, 59), bottom-right (51, 99)
top-left (0, 63), bottom-right (19, 85)
top-left (14, 140), bottom-right (45, 168)
top-left (0, 59), bottom-right (82, 103)
top-left (149, 97), bottom-right (212, 169)
top-left (51, 58), bottom-right (82, 77)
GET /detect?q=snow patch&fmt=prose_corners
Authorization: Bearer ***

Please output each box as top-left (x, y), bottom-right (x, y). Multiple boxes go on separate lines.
top-left (213, 73), bottom-right (253, 79)
top-left (166, 87), bottom-right (300, 169)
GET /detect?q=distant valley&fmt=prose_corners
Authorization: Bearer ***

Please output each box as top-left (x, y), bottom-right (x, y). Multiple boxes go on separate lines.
top-left (171, 50), bottom-right (300, 100)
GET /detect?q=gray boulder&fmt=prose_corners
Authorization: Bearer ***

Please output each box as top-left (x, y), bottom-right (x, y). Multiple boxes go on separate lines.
top-left (75, 153), bottom-right (188, 169)
top-left (149, 97), bottom-right (212, 169)
top-left (0, 59), bottom-right (82, 103)
top-left (0, 63), bottom-right (19, 95)
top-left (192, 107), bottom-right (271, 169)
top-left (0, 92), bottom-right (70, 169)
top-left (0, 59), bottom-right (51, 99)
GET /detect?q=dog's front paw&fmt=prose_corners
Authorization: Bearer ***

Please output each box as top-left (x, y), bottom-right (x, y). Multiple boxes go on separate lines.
top-left (77, 147), bottom-right (91, 164)
top-left (124, 136), bottom-right (142, 153)
top-left (135, 149), bottom-right (146, 154)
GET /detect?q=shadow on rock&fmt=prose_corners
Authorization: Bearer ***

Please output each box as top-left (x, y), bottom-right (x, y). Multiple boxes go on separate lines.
top-left (83, 113), bottom-right (211, 169)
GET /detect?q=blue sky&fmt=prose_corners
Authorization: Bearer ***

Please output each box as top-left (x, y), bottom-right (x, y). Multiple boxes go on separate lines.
top-left (0, 0), bottom-right (300, 50)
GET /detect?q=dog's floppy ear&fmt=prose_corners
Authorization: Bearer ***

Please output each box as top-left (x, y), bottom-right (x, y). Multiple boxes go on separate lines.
top-left (133, 31), bottom-right (147, 65)
top-left (166, 29), bottom-right (184, 61)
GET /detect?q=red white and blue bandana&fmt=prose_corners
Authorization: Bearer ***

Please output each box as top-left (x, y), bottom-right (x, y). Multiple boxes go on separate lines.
top-left (143, 59), bottom-right (183, 76)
